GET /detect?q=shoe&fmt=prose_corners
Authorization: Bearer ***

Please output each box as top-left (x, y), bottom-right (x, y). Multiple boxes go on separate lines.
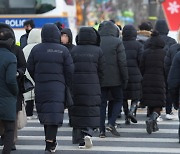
top-left (27, 115), bottom-right (37, 120)
top-left (128, 113), bottom-right (137, 123)
top-left (84, 136), bottom-right (93, 148)
top-left (146, 119), bottom-right (153, 134)
top-left (128, 103), bottom-right (138, 123)
top-left (153, 121), bottom-right (159, 132)
top-left (106, 124), bottom-right (120, 136)
top-left (165, 112), bottom-right (176, 120)
top-left (99, 132), bottom-right (106, 138)
top-left (79, 142), bottom-right (86, 149)
top-left (157, 115), bottom-right (163, 122)
top-left (45, 141), bottom-right (58, 153)
top-left (11, 144), bottom-right (16, 151)
top-left (0, 137), bottom-right (3, 146)
top-left (125, 117), bottom-right (130, 125)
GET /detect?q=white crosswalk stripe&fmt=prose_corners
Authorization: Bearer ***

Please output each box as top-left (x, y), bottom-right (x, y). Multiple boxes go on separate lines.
top-left (0, 109), bottom-right (179, 154)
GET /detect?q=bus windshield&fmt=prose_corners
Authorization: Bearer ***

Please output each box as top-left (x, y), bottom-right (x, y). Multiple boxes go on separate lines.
top-left (0, 0), bottom-right (56, 14)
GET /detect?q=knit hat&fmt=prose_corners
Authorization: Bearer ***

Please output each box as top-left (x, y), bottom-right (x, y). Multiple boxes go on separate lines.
top-left (139, 22), bottom-right (152, 31)
top-left (23, 19), bottom-right (35, 28)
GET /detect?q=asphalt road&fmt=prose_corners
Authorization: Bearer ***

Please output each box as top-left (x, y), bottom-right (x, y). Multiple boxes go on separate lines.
top-left (0, 108), bottom-right (179, 154)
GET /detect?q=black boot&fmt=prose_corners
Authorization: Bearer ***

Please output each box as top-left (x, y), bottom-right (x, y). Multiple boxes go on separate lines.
top-left (125, 116), bottom-right (130, 125)
top-left (123, 100), bottom-right (130, 125)
top-left (128, 103), bottom-right (137, 123)
top-left (0, 135), bottom-right (4, 146)
top-left (146, 112), bottom-right (159, 134)
top-left (153, 121), bottom-right (159, 132)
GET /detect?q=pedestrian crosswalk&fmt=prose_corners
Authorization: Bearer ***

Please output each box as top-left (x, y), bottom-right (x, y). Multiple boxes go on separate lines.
top-left (0, 109), bottom-right (180, 154)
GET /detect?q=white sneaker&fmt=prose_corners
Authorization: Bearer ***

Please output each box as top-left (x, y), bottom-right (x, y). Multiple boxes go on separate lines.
top-left (84, 136), bottom-right (93, 149)
top-left (27, 115), bottom-right (37, 120)
top-left (165, 113), bottom-right (176, 120)
top-left (157, 115), bottom-right (163, 122)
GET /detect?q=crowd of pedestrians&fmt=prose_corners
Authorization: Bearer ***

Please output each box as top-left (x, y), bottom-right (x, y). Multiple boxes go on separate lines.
top-left (0, 18), bottom-right (180, 154)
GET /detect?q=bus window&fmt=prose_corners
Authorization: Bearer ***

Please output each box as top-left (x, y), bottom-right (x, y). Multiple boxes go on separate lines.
top-left (65, 0), bottom-right (74, 5)
top-left (35, 0), bottom-right (56, 14)
top-left (9, 0), bottom-right (35, 8)
top-left (0, 0), bottom-right (56, 14)
top-left (0, 0), bottom-right (6, 14)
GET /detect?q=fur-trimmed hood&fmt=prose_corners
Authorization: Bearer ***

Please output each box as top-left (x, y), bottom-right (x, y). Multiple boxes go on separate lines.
top-left (137, 30), bottom-right (151, 37)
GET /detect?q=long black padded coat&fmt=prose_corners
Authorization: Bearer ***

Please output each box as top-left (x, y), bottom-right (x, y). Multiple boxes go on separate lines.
top-left (122, 25), bottom-right (143, 100)
top-left (167, 51), bottom-right (180, 109)
top-left (98, 21), bottom-right (128, 87)
top-left (70, 27), bottom-right (105, 128)
top-left (27, 24), bottom-right (74, 126)
top-left (140, 32), bottom-right (166, 107)
top-left (164, 43), bottom-right (180, 77)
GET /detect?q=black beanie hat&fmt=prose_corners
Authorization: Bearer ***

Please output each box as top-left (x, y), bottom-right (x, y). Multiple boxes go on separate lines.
top-left (0, 23), bottom-right (15, 49)
top-left (23, 19), bottom-right (35, 28)
top-left (0, 23), bottom-right (15, 41)
top-left (139, 22), bottom-right (152, 31)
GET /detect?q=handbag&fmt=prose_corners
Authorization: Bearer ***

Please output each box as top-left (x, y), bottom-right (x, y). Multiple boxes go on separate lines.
top-left (64, 85), bottom-right (74, 108)
top-left (17, 103), bottom-right (27, 129)
top-left (22, 75), bottom-right (34, 93)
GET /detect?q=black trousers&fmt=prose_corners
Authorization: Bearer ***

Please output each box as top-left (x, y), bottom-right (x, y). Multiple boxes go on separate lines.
top-left (25, 100), bottom-right (34, 116)
top-left (148, 107), bottom-right (162, 115)
top-left (123, 99), bottom-right (139, 116)
top-left (72, 127), bottom-right (93, 144)
top-left (1, 120), bottom-right (15, 154)
top-left (44, 125), bottom-right (58, 141)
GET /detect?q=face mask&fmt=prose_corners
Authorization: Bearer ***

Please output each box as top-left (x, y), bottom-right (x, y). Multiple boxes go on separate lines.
top-left (25, 29), bottom-right (31, 34)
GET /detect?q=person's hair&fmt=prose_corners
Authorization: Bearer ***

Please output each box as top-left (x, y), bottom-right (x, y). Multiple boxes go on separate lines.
top-left (139, 21), bottom-right (152, 31)
top-left (151, 30), bottom-right (159, 37)
top-left (109, 19), bottom-right (115, 24)
top-left (0, 28), bottom-right (14, 41)
top-left (54, 22), bottom-right (63, 31)
top-left (23, 19), bottom-right (35, 28)
top-left (117, 25), bottom-right (122, 30)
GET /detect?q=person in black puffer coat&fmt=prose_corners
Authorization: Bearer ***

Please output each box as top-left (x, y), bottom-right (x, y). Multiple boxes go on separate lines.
top-left (155, 19), bottom-right (177, 119)
top-left (144, 19), bottom-right (176, 120)
top-left (0, 23), bottom-right (26, 151)
top-left (61, 28), bottom-right (75, 52)
top-left (167, 45), bottom-right (180, 143)
top-left (137, 21), bottom-right (152, 47)
top-left (27, 23), bottom-right (74, 153)
top-left (164, 29), bottom-right (180, 120)
top-left (122, 25), bottom-right (143, 125)
top-left (0, 23), bottom-right (18, 154)
top-left (164, 29), bottom-right (180, 76)
top-left (98, 21), bottom-right (128, 137)
top-left (140, 31), bottom-right (166, 134)
top-left (70, 27), bottom-right (104, 149)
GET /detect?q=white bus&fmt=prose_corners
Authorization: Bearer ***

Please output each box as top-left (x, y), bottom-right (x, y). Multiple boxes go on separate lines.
top-left (0, 0), bottom-right (77, 42)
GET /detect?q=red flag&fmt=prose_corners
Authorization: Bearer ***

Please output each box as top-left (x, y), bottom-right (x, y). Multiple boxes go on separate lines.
top-left (162, 0), bottom-right (180, 31)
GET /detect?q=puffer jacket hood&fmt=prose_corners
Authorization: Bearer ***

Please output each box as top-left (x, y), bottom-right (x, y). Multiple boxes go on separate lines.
top-left (98, 21), bottom-right (119, 37)
top-left (27, 29), bottom-right (41, 45)
top-left (155, 19), bottom-right (169, 35)
top-left (122, 25), bottom-right (137, 41)
top-left (0, 23), bottom-right (16, 49)
top-left (41, 23), bottom-right (60, 43)
top-left (61, 28), bottom-right (73, 44)
top-left (147, 31), bottom-right (165, 49)
top-left (76, 27), bottom-right (100, 46)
